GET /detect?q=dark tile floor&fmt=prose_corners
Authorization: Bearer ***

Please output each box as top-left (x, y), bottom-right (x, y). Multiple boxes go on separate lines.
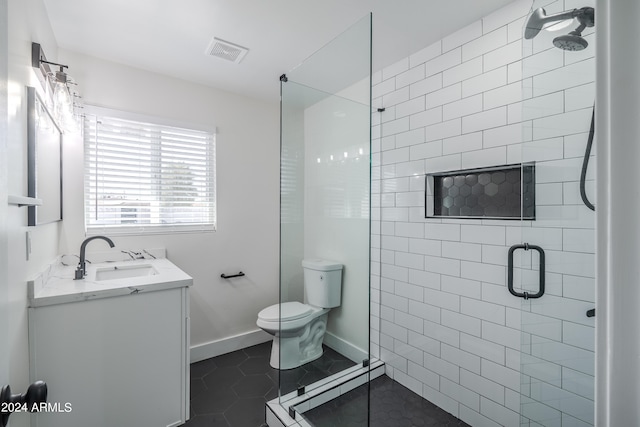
top-left (185, 341), bottom-right (355, 427)
top-left (185, 341), bottom-right (468, 427)
top-left (302, 375), bottom-right (470, 427)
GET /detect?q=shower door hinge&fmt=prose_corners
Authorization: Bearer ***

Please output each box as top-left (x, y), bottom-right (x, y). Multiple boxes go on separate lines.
top-left (297, 386), bottom-right (305, 396)
top-left (362, 359), bottom-right (370, 368)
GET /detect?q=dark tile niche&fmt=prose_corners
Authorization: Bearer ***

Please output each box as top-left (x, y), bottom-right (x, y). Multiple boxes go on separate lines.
top-left (425, 163), bottom-right (535, 220)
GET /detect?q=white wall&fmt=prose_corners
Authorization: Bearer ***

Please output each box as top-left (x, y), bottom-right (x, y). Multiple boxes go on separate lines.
top-left (0, 0), bottom-right (9, 404)
top-left (5, 4), bottom-right (279, 425)
top-left (596, 0), bottom-right (640, 425)
top-left (370, 0), bottom-right (596, 426)
top-left (6, 1), bottom-right (61, 426)
top-left (303, 88), bottom-right (370, 354)
top-left (6, 0), bottom-right (280, 384)
top-left (279, 81), bottom-right (371, 359)
top-left (57, 50), bottom-right (280, 358)
top-left (280, 99), bottom-right (306, 306)
top-left (280, 16), bottom-right (372, 360)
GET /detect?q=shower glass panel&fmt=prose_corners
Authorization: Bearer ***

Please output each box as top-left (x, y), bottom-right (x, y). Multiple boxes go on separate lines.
top-left (517, 0), bottom-right (596, 425)
top-left (278, 14), bottom-right (372, 424)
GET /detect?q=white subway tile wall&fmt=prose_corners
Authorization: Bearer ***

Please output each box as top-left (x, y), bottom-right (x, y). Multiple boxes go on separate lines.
top-left (370, 0), bottom-right (595, 426)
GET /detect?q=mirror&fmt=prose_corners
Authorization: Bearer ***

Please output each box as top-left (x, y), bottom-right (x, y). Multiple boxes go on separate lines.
top-left (27, 86), bottom-right (63, 226)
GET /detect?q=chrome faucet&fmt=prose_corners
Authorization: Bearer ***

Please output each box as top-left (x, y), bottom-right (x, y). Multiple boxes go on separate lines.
top-left (74, 236), bottom-right (115, 280)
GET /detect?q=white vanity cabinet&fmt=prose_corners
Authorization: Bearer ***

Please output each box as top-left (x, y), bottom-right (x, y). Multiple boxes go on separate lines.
top-left (28, 280), bottom-right (190, 427)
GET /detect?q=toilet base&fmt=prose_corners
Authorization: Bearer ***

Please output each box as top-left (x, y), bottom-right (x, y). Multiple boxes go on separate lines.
top-left (268, 313), bottom-right (328, 370)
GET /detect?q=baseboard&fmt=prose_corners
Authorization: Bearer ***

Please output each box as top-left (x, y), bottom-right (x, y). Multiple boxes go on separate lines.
top-left (190, 329), bottom-right (366, 365)
top-left (323, 331), bottom-right (368, 363)
top-left (190, 329), bottom-right (272, 363)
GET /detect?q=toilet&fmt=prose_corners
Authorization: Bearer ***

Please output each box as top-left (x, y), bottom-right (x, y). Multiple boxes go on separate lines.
top-left (257, 259), bottom-right (343, 369)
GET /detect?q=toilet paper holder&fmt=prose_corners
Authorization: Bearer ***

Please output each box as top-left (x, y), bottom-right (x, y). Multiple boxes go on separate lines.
top-left (221, 271), bottom-right (245, 279)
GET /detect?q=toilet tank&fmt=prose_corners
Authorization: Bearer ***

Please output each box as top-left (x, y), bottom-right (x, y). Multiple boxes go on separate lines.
top-left (302, 259), bottom-right (343, 308)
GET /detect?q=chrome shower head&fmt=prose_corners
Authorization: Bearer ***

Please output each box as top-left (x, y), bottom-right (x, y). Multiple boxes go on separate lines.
top-left (525, 7), bottom-right (579, 39)
top-left (553, 33), bottom-right (589, 51)
top-left (525, 7), bottom-right (594, 41)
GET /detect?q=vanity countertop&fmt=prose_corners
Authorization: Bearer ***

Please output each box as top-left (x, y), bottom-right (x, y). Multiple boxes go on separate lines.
top-left (28, 257), bottom-right (192, 308)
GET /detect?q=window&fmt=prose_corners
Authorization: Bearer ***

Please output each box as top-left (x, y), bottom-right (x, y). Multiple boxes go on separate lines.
top-left (84, 110), bottom-right (216, 234)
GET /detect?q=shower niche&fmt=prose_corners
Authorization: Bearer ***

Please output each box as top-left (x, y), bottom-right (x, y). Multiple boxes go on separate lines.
top-left (425, 163), bottom-right (536, 220)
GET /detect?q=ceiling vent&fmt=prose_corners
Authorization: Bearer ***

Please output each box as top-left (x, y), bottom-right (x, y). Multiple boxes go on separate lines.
top-left (205, 37), bottom-right (249, 64)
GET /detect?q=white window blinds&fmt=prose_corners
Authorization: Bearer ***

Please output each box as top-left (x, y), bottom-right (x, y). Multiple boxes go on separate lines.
top-left (84, 113), bottom-right (216, 234)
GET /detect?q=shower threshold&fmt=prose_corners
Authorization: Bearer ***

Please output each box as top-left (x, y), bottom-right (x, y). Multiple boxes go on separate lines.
top-left (266, 358), bottom-right (385, 427)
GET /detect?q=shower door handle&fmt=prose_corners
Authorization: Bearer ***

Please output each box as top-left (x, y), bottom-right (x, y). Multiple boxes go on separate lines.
top-left (507, 243), bottom-right (545, 299)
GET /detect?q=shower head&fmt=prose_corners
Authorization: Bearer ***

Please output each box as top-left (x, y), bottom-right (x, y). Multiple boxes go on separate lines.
top-left (525, 7), bottom-right (594, 40)
top-left (553, 33), bottom-right (589, 51)
top-left (525, 8), bottom-right (578, 39)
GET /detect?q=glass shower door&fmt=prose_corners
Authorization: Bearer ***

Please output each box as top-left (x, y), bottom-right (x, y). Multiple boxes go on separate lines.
top-left (516, 1), bottom-right (596, 425)
top-left (276, 14), bottom-right (372, 426)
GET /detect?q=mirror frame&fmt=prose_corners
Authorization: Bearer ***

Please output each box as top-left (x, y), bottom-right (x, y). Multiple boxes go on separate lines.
top-left (27, 86), bottom-right (63, 226)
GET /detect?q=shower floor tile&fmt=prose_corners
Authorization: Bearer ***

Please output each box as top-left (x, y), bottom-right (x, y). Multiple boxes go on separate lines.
top-left (185, 341), bottom-right (355, 427)
top-left (303, 375), bottom-right (470, 427)
top-left (185, 342), bottom-right (465, 427)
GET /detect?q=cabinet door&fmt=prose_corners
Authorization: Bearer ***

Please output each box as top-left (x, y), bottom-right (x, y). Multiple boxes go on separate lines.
top-left (29, 288), bottom-right (188, 427)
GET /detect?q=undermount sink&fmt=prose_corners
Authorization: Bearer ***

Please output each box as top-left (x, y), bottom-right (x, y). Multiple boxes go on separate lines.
top-left (29, 256), bottom-right (193, 307)
top-left (94, 264), bottom-right (158, 281)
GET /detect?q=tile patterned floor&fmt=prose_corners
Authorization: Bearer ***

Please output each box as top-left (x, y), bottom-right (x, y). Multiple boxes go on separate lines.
top-left (185, 341), bottom-right (355, 427)
top-left (302, 375), bottom-right (471, 427)
top-left (185, 342), bottom-right (468, 427)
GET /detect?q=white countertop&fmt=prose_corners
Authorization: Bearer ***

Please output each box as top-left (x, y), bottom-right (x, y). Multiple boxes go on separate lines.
top-left (28, 257), bottom-right (193, 307)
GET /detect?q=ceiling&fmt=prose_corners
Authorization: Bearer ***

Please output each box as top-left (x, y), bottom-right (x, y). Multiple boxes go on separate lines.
top-left (42, 0), bottom-right (517, 103)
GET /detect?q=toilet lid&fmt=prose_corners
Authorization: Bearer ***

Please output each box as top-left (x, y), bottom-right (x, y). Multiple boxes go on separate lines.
top-left (258, 302), bottom-right (312, 322)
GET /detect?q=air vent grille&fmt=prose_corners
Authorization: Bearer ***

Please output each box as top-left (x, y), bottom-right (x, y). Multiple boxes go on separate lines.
top-left (206, 38), bottom-right (249, 64)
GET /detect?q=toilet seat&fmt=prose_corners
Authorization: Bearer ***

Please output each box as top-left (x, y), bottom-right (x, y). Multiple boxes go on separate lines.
top-left (258, 301), bottom-right (312, 322)
top-left (257, 302), bottom-right (328, 333)
top-left (256, 258), bottom-right (342, 369)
